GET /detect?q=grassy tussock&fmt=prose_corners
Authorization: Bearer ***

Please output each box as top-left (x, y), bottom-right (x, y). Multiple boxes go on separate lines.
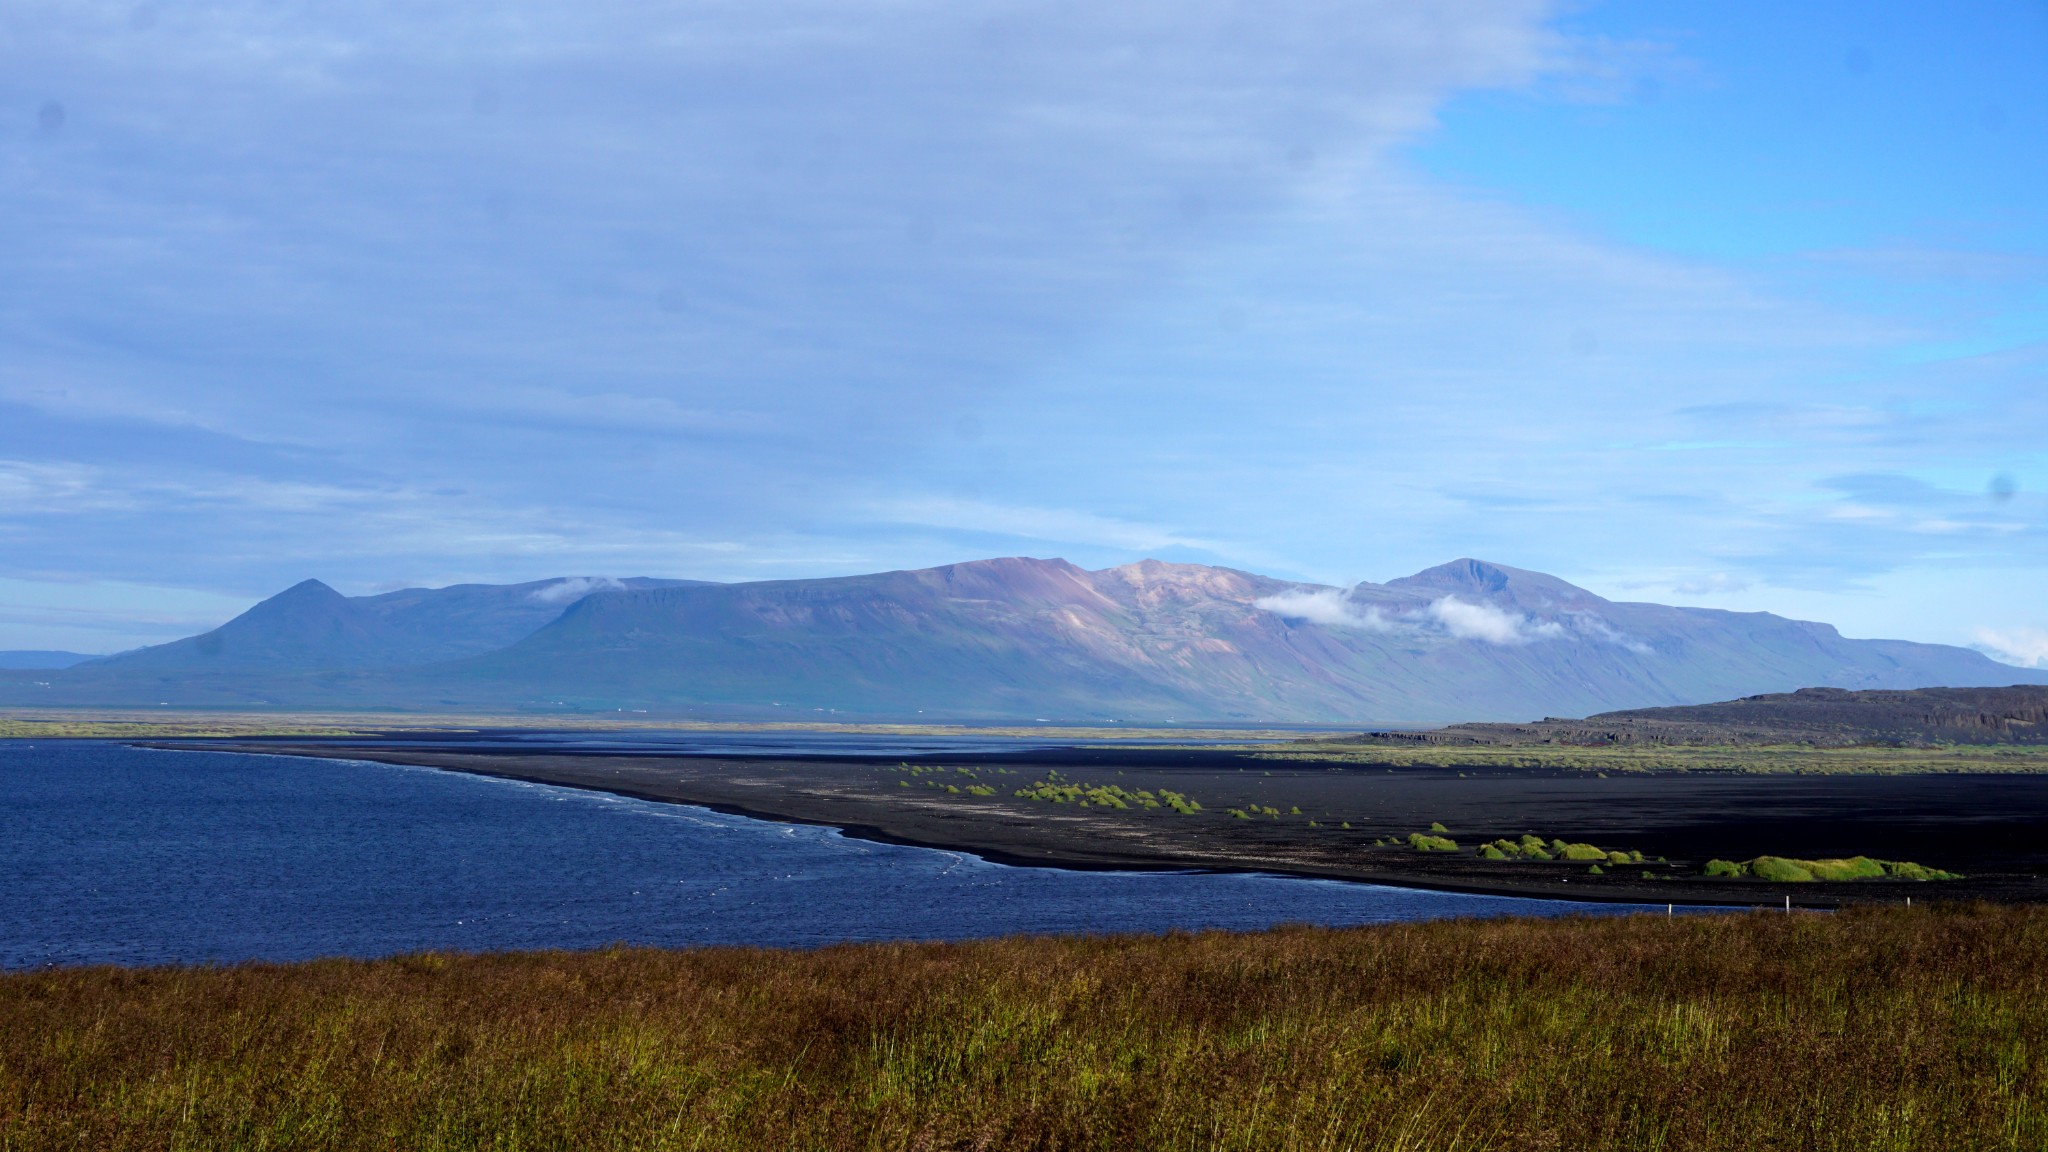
top-left (4, 907), bottom-right (2047, 1150)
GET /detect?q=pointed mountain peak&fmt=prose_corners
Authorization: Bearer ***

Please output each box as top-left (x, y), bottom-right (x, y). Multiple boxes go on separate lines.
top-left (270, 578), bottom-right (345, 602)
top-left (1384, 559), bottom-right (1606, 611)
top-left (1392, 558), bottom-right (1515, 595)
top-left (234, 579), bottom-right (351, 622)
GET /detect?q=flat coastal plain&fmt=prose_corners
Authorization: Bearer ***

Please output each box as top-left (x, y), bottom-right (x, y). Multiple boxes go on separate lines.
top-left (198, 738), bottom-right (2048, 905)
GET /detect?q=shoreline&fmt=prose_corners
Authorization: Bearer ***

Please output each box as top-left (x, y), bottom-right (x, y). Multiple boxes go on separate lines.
top-left (367, 750), bottom-right (1748, 907)
top-left (165, 739), bottom-right (2035, 907)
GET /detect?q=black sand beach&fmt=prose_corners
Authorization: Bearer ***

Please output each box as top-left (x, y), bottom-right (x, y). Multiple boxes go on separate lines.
top-left (184, 737), bottom-right (2048, 905)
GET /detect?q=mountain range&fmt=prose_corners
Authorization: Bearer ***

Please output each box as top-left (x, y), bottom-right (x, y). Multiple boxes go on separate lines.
top-left (4, 558), bottom-right (2039, 723)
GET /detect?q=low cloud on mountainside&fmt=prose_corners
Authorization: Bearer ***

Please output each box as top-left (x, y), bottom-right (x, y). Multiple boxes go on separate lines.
top-left (531, 577), bottom-right (625, 604)
top-left (1975, 627), bottom-right (2048, 671)
top-left (1251, 589), bottom-right (1399, 632)
top-left (1255, 589), bottom-right (1570, 646)
top-left (1426, 597), bottom-right (1564, 644)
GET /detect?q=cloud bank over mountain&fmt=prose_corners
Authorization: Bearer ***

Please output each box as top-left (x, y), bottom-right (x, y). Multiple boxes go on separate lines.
top-left (1, 2), bottom-right (2042, 659)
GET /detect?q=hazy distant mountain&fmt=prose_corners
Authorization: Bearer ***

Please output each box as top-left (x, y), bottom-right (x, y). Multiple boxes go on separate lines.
top-left (0, 651), bottom-right (97, 670)
top-left (27, 576), bottom-right (710, 705)
top-left (7, 558), bottom-right (2039, 722)
top-left (74, 576), bottom-right (711, 673)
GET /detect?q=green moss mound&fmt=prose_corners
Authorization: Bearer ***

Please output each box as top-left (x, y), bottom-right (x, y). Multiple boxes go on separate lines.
top-left (1803, 856), bottom-right (1887, 882)
top-left (1701, 855), bottom-right (1961, 882)
top-left (1478, 833), bottom-right (1656, 864)
top-left (1406, 832), bottom-right (1459, 853)
top-left (1748, 856), bottom-right (1815, 883)
top-left (1884, 860), bottom-right (1964, 881)
top-left (1014, 778), bottom-right (1200, 814)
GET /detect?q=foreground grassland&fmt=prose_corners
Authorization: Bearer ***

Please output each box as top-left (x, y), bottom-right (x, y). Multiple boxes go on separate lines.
top-left (1262, 741), bottom-right (2048, 774)
top-left (5, 908), bottom-right (2047, 1150)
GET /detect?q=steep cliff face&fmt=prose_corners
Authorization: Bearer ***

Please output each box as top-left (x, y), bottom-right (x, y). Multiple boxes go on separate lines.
top-left (10, 557), bottom-right (2040, 721)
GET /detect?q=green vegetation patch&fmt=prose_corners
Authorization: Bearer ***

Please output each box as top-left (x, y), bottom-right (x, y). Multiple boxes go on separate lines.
top-left (1701, 855), bottom-right (1961, 882)
top-left (1013, 776), bottom-right (1200, 814)
top-left (1406, 832), bottom-right (1459, 852)
top-left (1478, 834), bottom-right (1646, 865)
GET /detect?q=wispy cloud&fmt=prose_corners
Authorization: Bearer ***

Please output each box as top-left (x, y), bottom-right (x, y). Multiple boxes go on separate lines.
top-left (1974, 627), bottom-right (2048, 670)
top-left (529, 576), bottom-right (623, 604)
top-left (1427, 596), bottom-right (1564, 644)
top-left (1565, 612), bottom-right (1654, 654)
top-left (1258, 589), bottom-right (1589, 647)
top-left (1253, 588), bottom-right (1397, 631)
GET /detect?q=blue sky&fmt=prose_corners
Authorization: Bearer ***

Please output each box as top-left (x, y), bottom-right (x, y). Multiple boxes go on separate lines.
top-left (2, 0), bottom-right (2044, 666)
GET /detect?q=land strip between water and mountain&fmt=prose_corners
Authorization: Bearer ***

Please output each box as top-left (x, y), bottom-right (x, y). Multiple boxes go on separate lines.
top-left (53, 684), bottom-right (2048, 905)
top-left (185, 741), bottom-right (2048, 904)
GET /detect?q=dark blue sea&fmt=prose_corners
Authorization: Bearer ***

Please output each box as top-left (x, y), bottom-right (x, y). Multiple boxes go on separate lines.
top-left (3, 741), bottom-right (1673, 968)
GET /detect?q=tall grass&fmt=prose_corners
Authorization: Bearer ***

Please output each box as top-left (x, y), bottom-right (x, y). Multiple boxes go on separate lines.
top-left (4, 906), bottom-right (2047, 1150)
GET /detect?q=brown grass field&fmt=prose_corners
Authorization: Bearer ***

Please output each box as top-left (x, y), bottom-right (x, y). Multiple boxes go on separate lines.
top-left (4, 905), bottom-right (2046, 1151)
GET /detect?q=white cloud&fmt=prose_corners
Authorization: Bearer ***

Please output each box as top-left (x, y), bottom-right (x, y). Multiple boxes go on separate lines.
top-left (1254, 588), bottom-right (1398, 630)
top-left (1973, 627), bottom-right (2048, 670)
top-left (1427, 596), bottom-right (1564, 644)
top-left (1566, 612), bottom-right (1654, 654)
top-left (530, 576), bottom-right (624, 603)
top-left (1258, 589), bottom-right (1577, 645)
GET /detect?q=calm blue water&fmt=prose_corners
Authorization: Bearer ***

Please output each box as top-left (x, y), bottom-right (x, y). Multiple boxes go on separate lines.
top-left (2, 741), bottom-right (1672, 968)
